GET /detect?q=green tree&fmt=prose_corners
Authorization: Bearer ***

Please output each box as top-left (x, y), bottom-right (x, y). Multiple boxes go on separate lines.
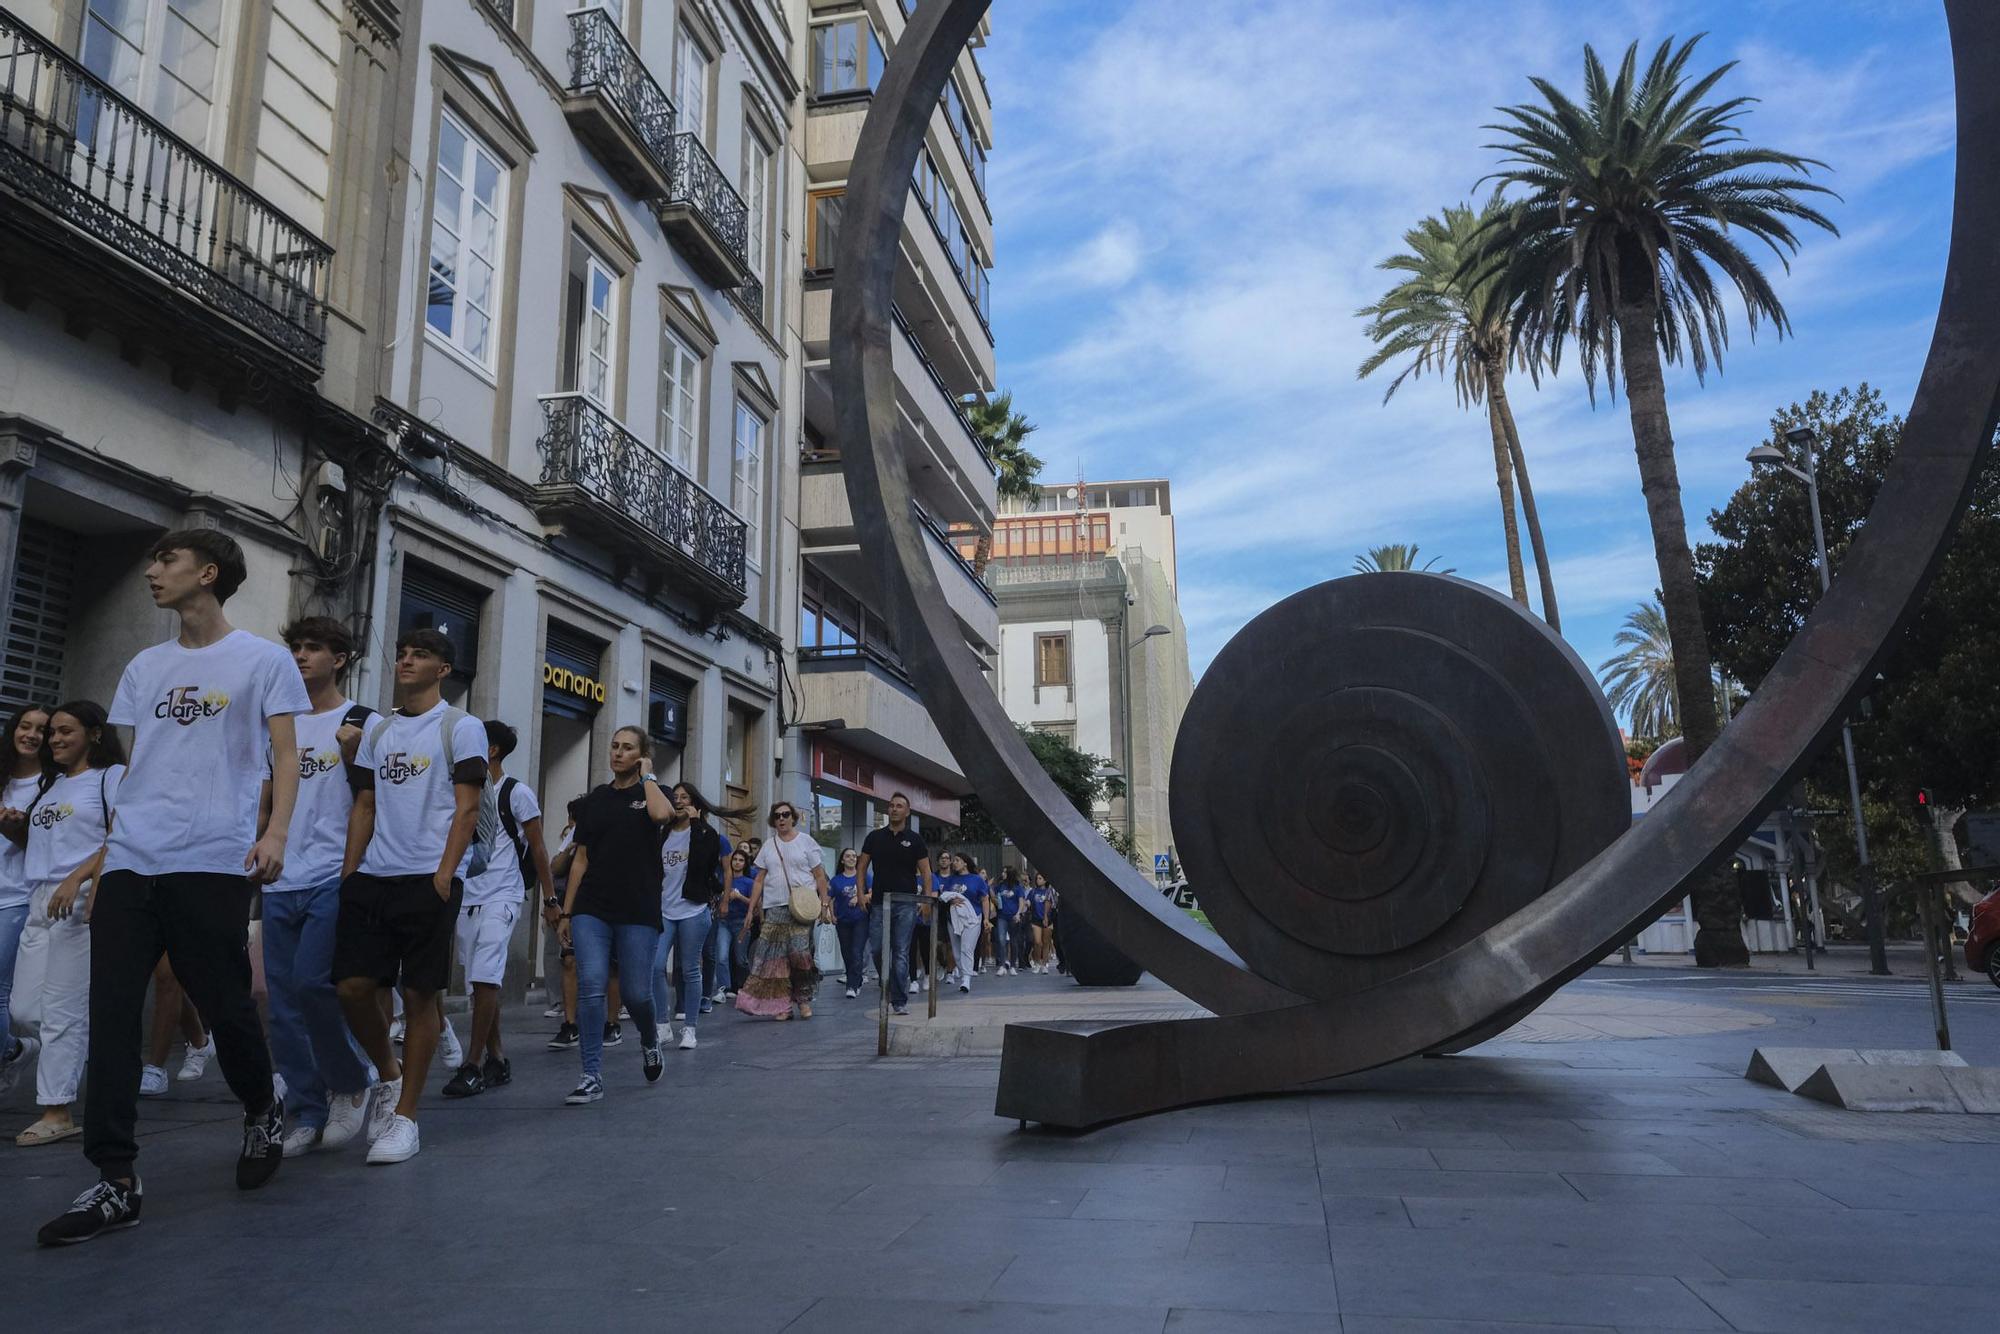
top-left (1352, 543), bottom-right (1454, 575)
top-left (1357, 197), bottom-right (1560, 628)
top-left (1486, 36), bottom-right (1838, 965)
top-left (958, 725), bottom-right (1127, 857)
top-left (966, 391), bottom-right (1044, 501)
top-left (1599, 599), bottom-right (1679, 738)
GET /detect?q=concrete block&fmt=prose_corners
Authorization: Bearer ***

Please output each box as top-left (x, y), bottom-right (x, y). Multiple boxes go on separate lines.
top-left (1745, 1047), bottom-right (1860, 1091)
top-left (1793, 1063), bottom-right (1966, 1113)
top-left (1941, 1065), bottom-right (2000, 1114)
top-left (1855, 1048), bottom-right (1969, 1069)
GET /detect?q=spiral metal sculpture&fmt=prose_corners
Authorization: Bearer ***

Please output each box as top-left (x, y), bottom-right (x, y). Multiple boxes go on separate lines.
top-left (832, 0), bottom-right (2000, 1128)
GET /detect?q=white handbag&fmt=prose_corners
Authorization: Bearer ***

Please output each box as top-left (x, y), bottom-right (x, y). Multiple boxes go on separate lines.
top-left (812, 921), bottom-right (842, 973)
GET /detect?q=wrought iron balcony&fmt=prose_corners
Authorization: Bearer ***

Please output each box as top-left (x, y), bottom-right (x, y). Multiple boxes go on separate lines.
top-left (657, 131), bottom-right (753, 289)
top-left (0, 7), bottom-right (331, 374)
top-left (534, 393), bottom-right (748, 606)
top-left (562, 6), bottom-right (677, 199)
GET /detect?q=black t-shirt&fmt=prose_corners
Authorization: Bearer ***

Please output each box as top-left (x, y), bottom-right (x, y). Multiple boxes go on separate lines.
top-left (570, 780), bottom-right (664, 930)
top-left (862, 824), bottom-right (929, 896)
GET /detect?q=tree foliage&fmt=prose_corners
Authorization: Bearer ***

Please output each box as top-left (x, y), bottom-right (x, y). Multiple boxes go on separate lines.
top-left (966, 391), bottom-right (1045, 501)
top-left (1352, 543), bottom-right (1454, 574)
top-left (957, 725), bottom-right (1125, 851)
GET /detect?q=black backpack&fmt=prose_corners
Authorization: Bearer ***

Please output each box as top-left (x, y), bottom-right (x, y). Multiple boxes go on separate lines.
top-left (495, 776), bottom-right (535, 894)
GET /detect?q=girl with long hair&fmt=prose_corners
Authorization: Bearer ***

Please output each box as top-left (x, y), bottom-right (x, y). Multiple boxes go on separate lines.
top-left (0, 703), bottom-right (53, 1093)
top-left (651, 780), bottom-right (744, 1051)
top-left (946, 853), bottom-right (987, 992)
top-left (828, 847), bottom-right (870, 998)
top-left (718, 848), bottom-right (755, 996)
top-left (10, 701), bottom-right (124, 1144)
top-left (992, 867), bottom-right (1024, 977)
top-left (1027, 871), bottom-right (1055, 974)
top-left (735, 800), bottom-right (831, 1020)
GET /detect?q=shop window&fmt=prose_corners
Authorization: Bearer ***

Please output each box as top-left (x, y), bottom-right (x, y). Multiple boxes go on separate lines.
top-left (399, 562), bottom-right (484, 703)
top-left (648, 665), bottom-right (691, 755)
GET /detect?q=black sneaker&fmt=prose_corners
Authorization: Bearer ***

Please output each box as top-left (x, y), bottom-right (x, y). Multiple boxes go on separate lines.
top-left (564, 1075), bottom-right (605, 1106)
top-left (602, 1023), bottom-right (623, 1047)
top-left (237, 1102), bottom-right (284, 1190)
top-left (642, 1045), bottom-right (664, 1084)
top-left (441, 1063), bottom-right (485, 1099)
top-left (37, 1178), bottom-right (142, 1246)
top-left (546, 1022), bottom-right (580, 1051)
top-left (481, 1055), bottom-right (512, 1088)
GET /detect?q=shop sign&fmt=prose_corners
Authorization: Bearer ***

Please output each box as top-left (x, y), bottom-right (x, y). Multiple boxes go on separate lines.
top-left (543, 661), bottom-right (606, 704)
top-left (812, 740), bottom-right (962, 826)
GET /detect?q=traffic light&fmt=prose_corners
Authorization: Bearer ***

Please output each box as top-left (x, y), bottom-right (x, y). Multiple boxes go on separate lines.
top-left (1915, 787), bottom-right (1935, 814)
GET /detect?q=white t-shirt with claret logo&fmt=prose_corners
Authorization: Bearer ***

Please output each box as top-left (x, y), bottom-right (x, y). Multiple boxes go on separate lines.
top-left (354, 701), bottom-right (489, 880)
top-left (105, 630), bottom-right (311, 877)
top-left (269, 700), bottom-right (364, 893)
top-left (27, 765), bottom-right (124, 885)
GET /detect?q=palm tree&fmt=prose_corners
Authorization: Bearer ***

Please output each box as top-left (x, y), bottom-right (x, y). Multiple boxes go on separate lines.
top-left (1357, 197), bottom-right (1561, 630)
top-left (966, 391), bottom-right (1044, 501)
top-left (1599, 599), bottom-right (1679, 738)
top-left (1353, 543), bottom-right (1454, 575)
top-left (1486, 37), bottom-right (1837, 965)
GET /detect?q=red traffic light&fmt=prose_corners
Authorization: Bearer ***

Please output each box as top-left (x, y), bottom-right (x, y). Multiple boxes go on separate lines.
top-left (1915, 787), bottom-right (1935, 810)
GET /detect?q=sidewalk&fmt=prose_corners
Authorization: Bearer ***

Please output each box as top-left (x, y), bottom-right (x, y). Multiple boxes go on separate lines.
top-left (1598, 940), bottom-right (1978, 981)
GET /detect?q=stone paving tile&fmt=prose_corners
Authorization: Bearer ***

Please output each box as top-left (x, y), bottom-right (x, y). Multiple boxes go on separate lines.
top-left (1343, 1320), bottom-right (1622, 1334)
top-left (1163, 1311), bottom-right (1313, 1333)
top-left (1220, 1164), bottom-right (1325, 1195)
top-left (985, 1159), bottom-right (1230, 1191)
top-left (1185, 1221), bottom-right (1334, 1265)
top-left (837, 1182), bottom-right (1083, 1219)
top-left (1781, 1169), bottom-right (1989, 1213)
top-left (1683, 1226), bottom-right (1983, 1287)
top-left (908, 1215), bottom-right (1194, 1261)
top-left (1427, 1148), bottom-right (1683, 1175)
top-left (1400, 1198), bottom-right (1766, 1244)
top-left (988, 1254), bottom-right (1339, 1314)
top-left (1686, 1276), bottom-right (2000, 1333)
top-left (1334, 1265), bottom-right (1727, 1329)
top-left (1076, 1186), bottom-right (1328, 1226)
top-left (1322, 1197), bottom-right (1416, 1229)
top-left (1322, 1222), bottom-right (1726, 1280)
top-left (1319, 1167), bottom-right (1585, 1201)
top-left (1310, 1145), bottom-right (1441, 1170)
top-left (1562, 1172), bottom-right (1839, 1208)
top-left (785, 1298), bottom-right (1171, 1334)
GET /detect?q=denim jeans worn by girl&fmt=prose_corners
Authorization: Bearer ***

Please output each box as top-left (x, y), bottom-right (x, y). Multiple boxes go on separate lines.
top-left (571, 914), bottom-right (661, 1073)
top-left (652, 912), bottom-right (709, 1030)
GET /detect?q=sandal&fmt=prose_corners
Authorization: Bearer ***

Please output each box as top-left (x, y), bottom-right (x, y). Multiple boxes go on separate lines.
top-left (773, 1011), bottom-right (791, 1022)
top-left (798, 1004), bottom-right (813, 1020)
top-left (16, 1120), bottom-right (81, 1147)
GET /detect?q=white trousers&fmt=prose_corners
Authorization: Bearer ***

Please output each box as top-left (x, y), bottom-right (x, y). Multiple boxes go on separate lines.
top-left (953, 922), bottom-right (981, 986)
top-left (13, 880), bottom-right (90, 1106)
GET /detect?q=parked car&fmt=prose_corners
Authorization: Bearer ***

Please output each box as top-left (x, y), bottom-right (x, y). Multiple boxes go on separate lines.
top-left (1966, 888), bottom-right (2000, 988)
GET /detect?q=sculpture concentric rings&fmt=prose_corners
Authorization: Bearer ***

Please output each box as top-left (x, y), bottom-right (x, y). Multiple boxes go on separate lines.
top-left (832, 0), bottom-right (2000, 1128)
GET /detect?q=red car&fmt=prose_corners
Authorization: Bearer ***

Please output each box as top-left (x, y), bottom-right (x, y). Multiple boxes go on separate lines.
top-left (1968, 888), bottom-right (2000, 988)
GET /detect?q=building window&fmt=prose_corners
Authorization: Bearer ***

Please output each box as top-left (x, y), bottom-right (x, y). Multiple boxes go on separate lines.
top-left (673, 23), bottom-right (713, 147)
top-left (426, 109), bottom-right (507, 369)
top-left (806, 189), bottom-right (843, 272)
top-left (724, 703), bottom-right (756, 820)
top-left (82, 0), bottom-right (231, 151)
top-left (1035, 632), bottom-right (1072, 688)
top-left (560, 237), bottom-right (619, 406)
top-left (741, 124), bottom-right (772, 288)
top-left (572, 0), bottom-right (623, 25)
top-left (659, 329), bottom-right (700, 475)
top-left (1034, 721), bottom-right (1076, 746)
top-left (2, 519), bottom-right (80, 714)
top-left (810, 16), bottom-right (884, 99)
top-left (399, 562), bottom-right (485, 705)
top-left (731, 399), bottom-right (766, 567)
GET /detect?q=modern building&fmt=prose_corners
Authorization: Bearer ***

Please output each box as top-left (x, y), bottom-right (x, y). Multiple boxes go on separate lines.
top-left (784, 0), bottom-right (998, 855)
top-left (0, 0), bottom-right (803, 1001)
top-left (981, 480), bottom-right (1193, 872)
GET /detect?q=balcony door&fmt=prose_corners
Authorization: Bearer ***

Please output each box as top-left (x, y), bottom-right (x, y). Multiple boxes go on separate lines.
top-left (672, 23), bottom-right (713, 147)
top-left (80, 0), bottom-right (234, 156)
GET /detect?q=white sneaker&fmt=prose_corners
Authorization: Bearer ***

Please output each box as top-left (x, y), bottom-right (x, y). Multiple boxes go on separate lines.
top-left (0, 1037), bottom-right (37, 1096)
top-left (321, 1087), bottom-right (369, 1150)
top-left (366, 1113), bottom-right (420, 1165)
top-left (914, 978), bottom-right (925, 993)
top-left (844, 988), bottom-right (858, 999)
top-left (678, 1028), bottom-right (697, 1051)
top-left (710, 990), bottom-right (727, 1005)
top-left (617, 1006), bottom-right (631, 1021)
top-left (281, 1123), bottom-right (321, 1158)
top-left (139, 1064), bottom-right (169, 1097)
top-left (366, 1076), bottom-right (403, 1145)
top-left (390, 1017), bottom-right (406, 1045)
top-left (177, 1037), bottom-right (214, 1081)
top-left (438, 1021), bottom-right (464, 1069)
top-left (542, 1002), bottom-right (565, 1019)
top-left (673, 1011), bottom-right (685, 1022)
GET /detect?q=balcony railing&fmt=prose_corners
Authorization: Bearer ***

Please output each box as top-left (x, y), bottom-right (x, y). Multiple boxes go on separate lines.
top-left (892, 304), bottom-right (994, 475)
top-left (565, 6), bottom-right (676, 184)
top-left (662, 130), bottom-right (752, 282)
top-left (915, 502), bottom-right (998, 607)
top-left (535, 393), bottom-right (746, 601)
top-left (0, 7), bottom-right (331, 368)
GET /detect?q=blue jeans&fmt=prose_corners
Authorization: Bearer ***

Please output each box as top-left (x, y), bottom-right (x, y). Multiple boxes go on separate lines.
top-left (992, 915), bottom-right (1012, 970)
top-left (262, 881), bottom-right (375, 1129)
top-left (704, 915), bottom-right (732, 996)
top-left (868, 895), bottom-right (918, 1008)
top-left (652, 912), bottom-right (710, 1030)
top-left (836, 916), bottom-right (869, 991)
top-left (0, 901), bottom-right (26, 1045)
top-left (572, 915), bottom-right (660, 1077)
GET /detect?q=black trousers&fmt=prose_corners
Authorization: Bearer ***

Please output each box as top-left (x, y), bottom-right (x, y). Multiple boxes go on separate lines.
top-left (85, 871), bottom-right (274, 1179)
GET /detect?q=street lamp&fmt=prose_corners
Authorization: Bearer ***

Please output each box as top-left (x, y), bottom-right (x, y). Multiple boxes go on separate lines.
top-left (1121, 622), bottom-right (1174, 854)
top-left (1749, 427), bottom-right (1888, 975)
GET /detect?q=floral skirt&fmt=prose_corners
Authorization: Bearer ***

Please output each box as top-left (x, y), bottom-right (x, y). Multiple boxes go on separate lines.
top-left (734, 905), bottom-right (818, 1017)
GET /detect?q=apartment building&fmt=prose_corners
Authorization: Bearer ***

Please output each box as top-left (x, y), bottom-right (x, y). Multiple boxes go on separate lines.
top-left (784, 0), bottom-right (998, 853)
top-left (0, 0), bottom-right (802, 999)
top-left (983, 480), bottom-right (1194, 872)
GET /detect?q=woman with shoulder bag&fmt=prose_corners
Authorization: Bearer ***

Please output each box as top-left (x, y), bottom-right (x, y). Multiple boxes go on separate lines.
top-left (735, 802), bottom-right (831, 1021)
top-left (651, 781), bottom-right (741, 1051)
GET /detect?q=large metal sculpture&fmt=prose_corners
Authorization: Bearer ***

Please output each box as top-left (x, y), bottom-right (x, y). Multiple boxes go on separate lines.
top-left (832, 0), bottom-right (2000, 1128)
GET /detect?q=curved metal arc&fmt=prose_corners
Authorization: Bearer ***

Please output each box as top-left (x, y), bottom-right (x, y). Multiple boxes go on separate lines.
top-left (827, 0), bottom-right (1299, 1016)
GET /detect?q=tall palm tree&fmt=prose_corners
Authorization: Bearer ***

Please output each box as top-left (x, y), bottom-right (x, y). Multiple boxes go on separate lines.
top-left (1353, 543), bottom-right (1454, 575)
top-left (966, 391), bottom-right (1044, 501)
top-left (1486, 36), bottom-right (1837, 965)
top-left (1599, 599), bottom-right (1679, 738)
top-left (1357, 198), bottom-right (1561, 630)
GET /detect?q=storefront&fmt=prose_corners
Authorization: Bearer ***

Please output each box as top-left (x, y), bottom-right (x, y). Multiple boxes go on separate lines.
top-left (534, 619), bottom-right (608, 984)
top-left (398, 561), bottom-right (485, 706)
top-left (647, 664), bottom-right (693, 786)
top-left (809, 738), bottom-right (961, 857)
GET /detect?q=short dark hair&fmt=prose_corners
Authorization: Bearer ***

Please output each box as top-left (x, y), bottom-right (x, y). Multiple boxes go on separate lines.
top-left (282, 616), bottom-right (355, 670)
top-left (154, 528), bottom-right (247, 603)
top-left (888, 791), bottom-right (911, 805)
top-left (394, 627), bottom-right (455, 667)
top-left (484, 719), bottom-right (518, 760)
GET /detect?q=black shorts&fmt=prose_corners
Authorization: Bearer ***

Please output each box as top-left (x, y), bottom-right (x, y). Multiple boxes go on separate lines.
top-left (333, 872), bottom-right (463, 994)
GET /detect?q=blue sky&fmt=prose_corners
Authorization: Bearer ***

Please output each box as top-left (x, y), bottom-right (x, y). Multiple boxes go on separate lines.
top-left (976, 0), bottom-right (1956, 710)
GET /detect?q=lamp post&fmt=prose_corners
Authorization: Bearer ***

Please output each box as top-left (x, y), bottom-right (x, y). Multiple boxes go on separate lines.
top-left (1748, 427), bottom-right (1888, 975)
top-left (1121, 621), bottom-right (1173, 855)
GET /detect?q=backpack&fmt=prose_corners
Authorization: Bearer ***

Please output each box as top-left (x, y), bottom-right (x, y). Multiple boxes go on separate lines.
top-left (366, 704), bottom-right (494, 877)
top-left (495, 776), bottom-right (535, 894)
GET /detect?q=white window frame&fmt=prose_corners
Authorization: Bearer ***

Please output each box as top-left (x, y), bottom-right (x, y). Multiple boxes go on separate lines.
top-left (659, 329), bottom-right (701, 477)
top-left (580, 250), bottom-right (618, 407)
top-left (731, 398), bottom-right (766, 571)
top-left (81, 0), bottom-right (236, 155)
top-left (425, 107), bottom-right (508, 373)
top-left (740, 123), bottom-right (772, 286)
top-left (673, 22), bottom-right (713, 147)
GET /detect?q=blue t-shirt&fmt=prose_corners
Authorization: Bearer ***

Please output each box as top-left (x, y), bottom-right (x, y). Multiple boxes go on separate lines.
top-left (961, 874), bottom-right (990, 913)
top-left (1028, 887), bottom-right (1052, 922)
top-left (726, 874), bottom-right (755, 926)
top-left (829, 873), bottom-right (868, 924)
top-left (997, 885), bottom-right (1022, 919)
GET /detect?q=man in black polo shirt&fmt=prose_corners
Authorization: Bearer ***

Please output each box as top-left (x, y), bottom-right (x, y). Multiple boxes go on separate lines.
top-left (855, 794), bottom-right (933, 1017)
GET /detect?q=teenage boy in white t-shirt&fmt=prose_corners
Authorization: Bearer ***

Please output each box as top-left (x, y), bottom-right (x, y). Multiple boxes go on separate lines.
top-left (258, 616), bottom-right (379, 1158)
top-left (38, 529), bottom-right (310, 1248)
top-left (332, 629), bottom-right (487, 1166)
top-left (441, 719), bottom-right (552, 1099)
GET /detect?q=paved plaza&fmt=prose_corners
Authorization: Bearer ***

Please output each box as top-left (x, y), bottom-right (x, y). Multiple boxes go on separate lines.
top-left (5, 950), bottom-right (1999, 1332)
